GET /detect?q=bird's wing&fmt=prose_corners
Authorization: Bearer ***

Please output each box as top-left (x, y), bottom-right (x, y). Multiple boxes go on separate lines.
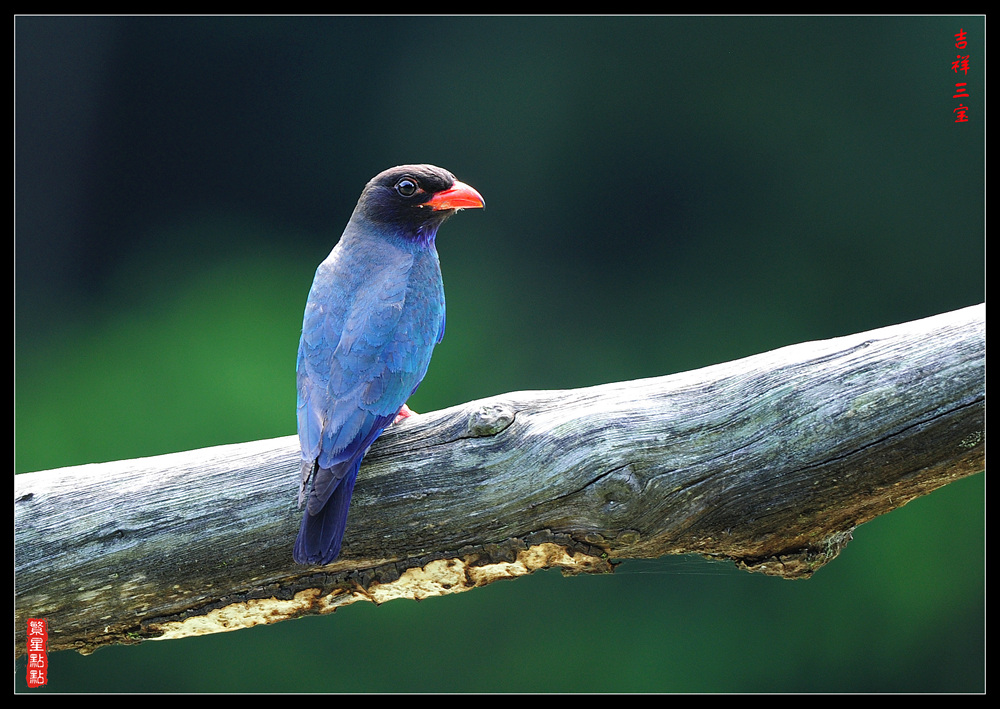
top-left (296, 249), bottom-right (442, 513)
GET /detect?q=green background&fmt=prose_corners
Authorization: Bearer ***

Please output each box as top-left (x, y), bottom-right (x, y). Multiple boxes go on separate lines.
top-left (15, 16), bottom-right (984, 693)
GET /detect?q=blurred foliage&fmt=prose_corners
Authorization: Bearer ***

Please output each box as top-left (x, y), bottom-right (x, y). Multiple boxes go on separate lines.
top-left (16, 16), bottom-right (983, 692)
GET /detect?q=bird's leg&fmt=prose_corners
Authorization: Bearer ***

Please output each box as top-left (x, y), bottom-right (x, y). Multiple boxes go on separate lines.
top-left (393, 403), bottom-right (416, 424)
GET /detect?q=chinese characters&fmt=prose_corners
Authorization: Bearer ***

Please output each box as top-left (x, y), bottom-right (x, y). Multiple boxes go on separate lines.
top-left (26, 618), bottom-right (48, 688)
top-left (952, 28), bottom-right (971, 123)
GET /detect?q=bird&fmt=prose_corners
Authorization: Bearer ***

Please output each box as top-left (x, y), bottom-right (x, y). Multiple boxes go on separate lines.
top-left (293, 164), bottom-right (484, 565)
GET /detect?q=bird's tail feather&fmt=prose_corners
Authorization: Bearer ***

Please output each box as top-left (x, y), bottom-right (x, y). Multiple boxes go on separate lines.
top-left (293, 460), bottom-right (360, 565)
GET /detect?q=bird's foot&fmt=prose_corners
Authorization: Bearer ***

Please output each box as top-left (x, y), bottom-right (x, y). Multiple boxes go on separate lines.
top-left (394, 403), bottom-right (417, 424)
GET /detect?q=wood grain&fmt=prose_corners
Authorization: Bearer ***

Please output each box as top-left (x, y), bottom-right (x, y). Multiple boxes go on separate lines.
top-left (14, 304), bottom-right (985, 656)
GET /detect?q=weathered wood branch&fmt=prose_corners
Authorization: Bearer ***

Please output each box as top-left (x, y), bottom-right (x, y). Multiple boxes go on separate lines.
top-left (14, 304), bottom-right (985, 657)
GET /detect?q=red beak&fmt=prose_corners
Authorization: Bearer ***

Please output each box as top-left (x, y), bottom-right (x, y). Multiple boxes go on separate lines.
top-left (425, 180), bottom-right (485, 211)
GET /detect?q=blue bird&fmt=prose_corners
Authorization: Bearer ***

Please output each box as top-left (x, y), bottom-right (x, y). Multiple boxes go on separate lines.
top-left (294, 165), bottom-right (484, 565)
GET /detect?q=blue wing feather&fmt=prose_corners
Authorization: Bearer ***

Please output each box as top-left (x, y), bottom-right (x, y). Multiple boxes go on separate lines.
top-left (294, 234), bottom-right (445, 564)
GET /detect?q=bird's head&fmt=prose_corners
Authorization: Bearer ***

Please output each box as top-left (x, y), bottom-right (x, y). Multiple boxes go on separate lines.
top-left (355, 164), bottom-right (485, 244)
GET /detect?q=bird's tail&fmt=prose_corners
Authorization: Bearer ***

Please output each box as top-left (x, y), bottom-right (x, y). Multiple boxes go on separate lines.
top-left (293, 459), bottom-right (360, 565)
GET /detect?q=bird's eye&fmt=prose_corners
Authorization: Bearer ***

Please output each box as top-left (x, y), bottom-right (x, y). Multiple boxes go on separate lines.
top-left (395, 178), bottom-right (419, 197)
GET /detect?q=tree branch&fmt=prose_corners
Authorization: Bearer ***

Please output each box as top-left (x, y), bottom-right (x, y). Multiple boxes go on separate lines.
top-left (14, 304), bottom-right (985, 657)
